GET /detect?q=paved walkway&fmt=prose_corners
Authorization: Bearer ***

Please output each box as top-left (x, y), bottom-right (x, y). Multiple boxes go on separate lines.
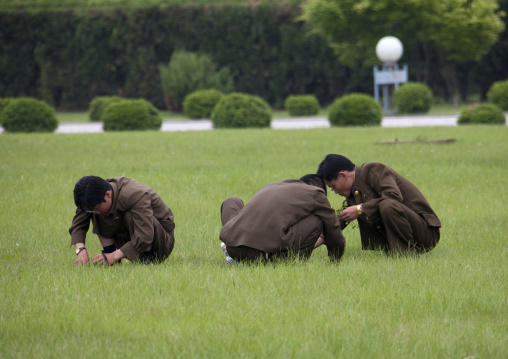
top-left (1, 114), bottom-right (507, 134)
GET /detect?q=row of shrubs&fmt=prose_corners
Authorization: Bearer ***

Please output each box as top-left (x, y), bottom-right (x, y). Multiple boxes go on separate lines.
top-left (181, 79), bottom-right (507, 119)
top-left (0, 96), bottom-right (165, 133)
top-left (1, 79), bottom-right (507, 133)
top-left (183, 91), bottom-right (321, 120)
top-left (178, 82), bottom-right (432, 120)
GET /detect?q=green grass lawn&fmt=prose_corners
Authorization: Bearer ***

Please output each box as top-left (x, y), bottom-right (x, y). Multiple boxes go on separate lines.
top-left (1, 125), bottom-right (507, 358)
top-left (426, 103), bottom-right (471, 116)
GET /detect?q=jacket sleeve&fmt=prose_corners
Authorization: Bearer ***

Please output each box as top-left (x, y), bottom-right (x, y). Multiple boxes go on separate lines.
top-left (119, 192), bottom-right (155, 261)
top-left (313, 192), bottom-right (345, 261)
top-left (69, 209), bottom-right (92, 246)
top-left (360, 164), bottom-right (403, 224)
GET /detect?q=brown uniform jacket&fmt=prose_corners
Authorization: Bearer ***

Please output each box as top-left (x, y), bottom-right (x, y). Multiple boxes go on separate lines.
top-left (69, 177), bottom-right (175, 261)
top-left (220, 180), bottom-right (345, 260)
top-left (347, 163), bottom-right (441, 249)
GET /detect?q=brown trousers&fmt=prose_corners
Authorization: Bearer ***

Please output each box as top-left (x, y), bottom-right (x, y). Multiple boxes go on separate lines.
top-left (99, 217), bottom-right (175, 263)
top-left (361, 199), bottom-right (440, 253)
top-left (220, 197), bottom-right (323, 262)
top-left (151, 219), bottom-right (175, 261)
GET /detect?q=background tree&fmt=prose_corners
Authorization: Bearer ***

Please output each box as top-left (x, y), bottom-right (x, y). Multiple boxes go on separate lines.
top-left (460, 0), bottom-right (508, 100)
top-left (158, 51), bottom-right (234, 111)
top-left (301, 0), bottom-right (504, 105)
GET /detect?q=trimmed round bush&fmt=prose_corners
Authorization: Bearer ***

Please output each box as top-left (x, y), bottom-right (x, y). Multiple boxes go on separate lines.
top-left (486, 80), bottom-right (508, 111)
top-left (458, 103), bottom-right (505, 125)
top-left (211, 92), bottom-right (272, 129)
top-left (102, 99), bottom-right (162, 131)
top-left (0, 97), bottom-right (15, 114)
top-left (284, 95), bottom-right (320, 117)
top-left (0, 97), bottom-right (17, 126)
top-left (328, 93), bottom-right (382, 127)
top-left (393, 82), bottom-right (433, 114)
top-left (89, 95), bottom-right (123, 122)
top-left (1, 98), bottom-right (58, 133)
top-left (183, 89), bottom-right (223, 119)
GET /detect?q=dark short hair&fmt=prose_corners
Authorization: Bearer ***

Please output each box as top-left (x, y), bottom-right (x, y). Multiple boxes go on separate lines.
top-left (316, 154), bottom-right (355, 181)
top-left (300, 174), bottom-right (327, 195)
top-left (73, 176), bottom-right (111, 210)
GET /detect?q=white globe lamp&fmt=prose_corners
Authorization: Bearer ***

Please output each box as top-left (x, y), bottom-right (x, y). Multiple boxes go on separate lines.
top-left (373, 36), bottom-right (408, 114)
top-left (375, 36), bottom-right (403, 65)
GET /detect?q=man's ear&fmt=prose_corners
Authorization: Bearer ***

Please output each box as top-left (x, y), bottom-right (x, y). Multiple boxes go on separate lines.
top-left (105, 190), bottom-right (112, 199)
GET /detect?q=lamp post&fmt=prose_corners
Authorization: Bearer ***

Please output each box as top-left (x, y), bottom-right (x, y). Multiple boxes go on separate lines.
top-left (373, 36), bottom-right (408, 114)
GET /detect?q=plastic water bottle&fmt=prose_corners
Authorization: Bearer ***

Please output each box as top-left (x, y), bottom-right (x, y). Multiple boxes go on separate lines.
top-left (221, 242), bottom-right (239, 265)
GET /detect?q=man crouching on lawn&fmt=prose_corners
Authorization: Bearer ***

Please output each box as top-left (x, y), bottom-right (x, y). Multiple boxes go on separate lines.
top-left (219, 174), bottom-right (345, 263)
top-left (69, 176), bottom-right (175, 266)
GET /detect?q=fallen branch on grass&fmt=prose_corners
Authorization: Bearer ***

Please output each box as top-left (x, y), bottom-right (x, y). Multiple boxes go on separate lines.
top-left (377, 136), bottom-right (456, 144)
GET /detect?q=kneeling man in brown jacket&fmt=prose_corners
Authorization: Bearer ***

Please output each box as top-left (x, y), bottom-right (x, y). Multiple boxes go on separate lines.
top-left (219, 174), bottom-right (345, 263)
top-left (69, 176), bottom-right (175, 266)
top-left (317, 154), bottom-right (441, 254)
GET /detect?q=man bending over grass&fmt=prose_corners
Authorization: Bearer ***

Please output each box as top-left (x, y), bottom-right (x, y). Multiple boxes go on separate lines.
top-left (317, 154), bottom-right (440, 254)
top-left (69, 176), bottom-right (175, 266)
top-left (219, 174), bottom-right (345, 263)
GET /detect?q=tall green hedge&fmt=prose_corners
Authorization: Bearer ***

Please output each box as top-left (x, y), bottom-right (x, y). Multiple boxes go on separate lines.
top-left (0, 5), bottom-right (366, 110)
top-left (1, 2), bottom-right (507, 109)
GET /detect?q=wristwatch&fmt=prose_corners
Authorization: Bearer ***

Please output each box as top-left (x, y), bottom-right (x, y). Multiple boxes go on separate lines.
top-left (76, 247), bottom-right (86, 255)
top-left (356, 204), bottom-right (363, 215)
